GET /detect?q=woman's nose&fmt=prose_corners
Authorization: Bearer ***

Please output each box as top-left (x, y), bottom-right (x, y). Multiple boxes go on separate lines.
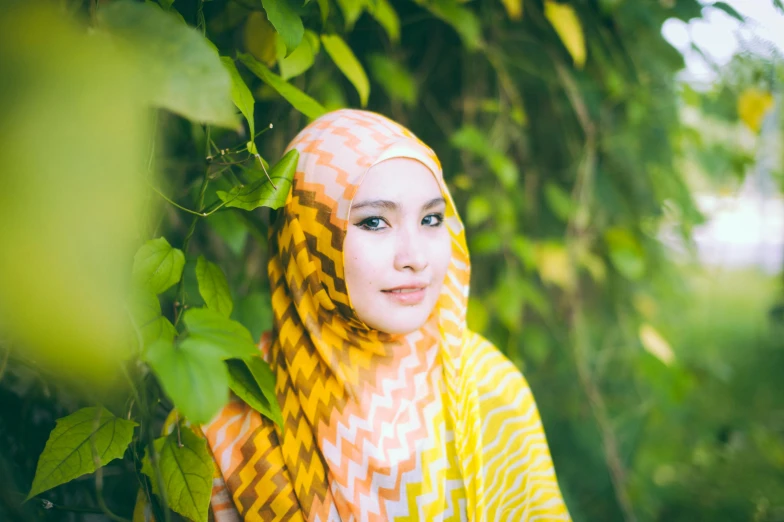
top-left (393, 227), bottom-right (428, 272)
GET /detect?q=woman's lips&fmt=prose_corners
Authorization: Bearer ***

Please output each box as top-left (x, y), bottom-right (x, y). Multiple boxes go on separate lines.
top-left (382, 286), bottom-right (427, 305)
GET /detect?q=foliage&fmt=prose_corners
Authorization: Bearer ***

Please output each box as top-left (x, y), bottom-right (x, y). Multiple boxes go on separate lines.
top-left (141, 429), bottom-right (214, 521)
top-left (0, 0), bottom-right (782, 521)
top-left (26, 408), bottom-right (137, 500)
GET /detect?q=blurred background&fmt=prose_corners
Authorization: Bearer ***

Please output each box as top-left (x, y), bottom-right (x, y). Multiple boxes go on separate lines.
top-left (0, 0), bottom-right (782, 520)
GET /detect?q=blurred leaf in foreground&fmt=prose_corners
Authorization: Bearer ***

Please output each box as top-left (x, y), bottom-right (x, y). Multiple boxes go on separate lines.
top-left (0, 3), bottom-right (148, 383)
top-left (639, 323), bottom-right (675, 366)
top-left (98, 0), bottom-right (237, 128)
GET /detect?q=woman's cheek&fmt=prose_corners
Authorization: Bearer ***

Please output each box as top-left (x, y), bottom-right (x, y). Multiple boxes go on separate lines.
top-left (433, 231), bottom-right (452, 276)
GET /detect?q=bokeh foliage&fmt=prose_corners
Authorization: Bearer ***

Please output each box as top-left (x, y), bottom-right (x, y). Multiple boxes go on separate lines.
top-left (0, 0), bottom-right (782, 521)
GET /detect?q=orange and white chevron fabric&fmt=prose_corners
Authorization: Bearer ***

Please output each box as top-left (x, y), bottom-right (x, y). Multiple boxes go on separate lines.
top-left (202, 109), bottom-right (570, 521)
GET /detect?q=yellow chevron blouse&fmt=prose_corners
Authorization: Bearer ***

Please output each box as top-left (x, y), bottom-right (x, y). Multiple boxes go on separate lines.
top-left (199, 109), bottom-right (570, 521)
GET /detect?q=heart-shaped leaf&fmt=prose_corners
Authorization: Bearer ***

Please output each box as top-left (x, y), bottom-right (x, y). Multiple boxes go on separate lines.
top-left (195, 256), bottom-right (233, 317)
top-left (142, 428), bottom-right (213, 522)
top-left (128, 289), bottom-right (178, 349)
top-left (145, 339), bottom-right (230, 424)
top-left (27, 407), bottom-right (136, 499)
top-left (132, 237), bottom-right (185, 295)
top-left (183, 308), bottom-right (258, 360)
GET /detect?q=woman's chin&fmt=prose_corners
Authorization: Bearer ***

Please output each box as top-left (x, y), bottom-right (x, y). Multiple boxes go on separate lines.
top-left (364, 309), bottom-right (433, 336)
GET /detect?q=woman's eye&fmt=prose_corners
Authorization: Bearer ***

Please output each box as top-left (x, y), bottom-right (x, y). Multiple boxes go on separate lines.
top-left (422, 213), bottom-right (444, 227)
top-left (357, 217), bottom-right (387, 230)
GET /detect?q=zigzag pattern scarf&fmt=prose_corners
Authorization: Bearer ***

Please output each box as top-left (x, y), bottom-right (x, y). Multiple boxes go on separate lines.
top-left (201, 109), bottom-right (571, 521)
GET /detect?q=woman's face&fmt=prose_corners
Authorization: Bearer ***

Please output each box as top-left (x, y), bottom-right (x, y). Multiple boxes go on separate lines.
top-left (344, 157), bottom-right (452, 335)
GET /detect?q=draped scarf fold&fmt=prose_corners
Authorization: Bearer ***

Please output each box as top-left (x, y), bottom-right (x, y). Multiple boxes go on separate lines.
top-left (200, 109), bottom-right (570, 522)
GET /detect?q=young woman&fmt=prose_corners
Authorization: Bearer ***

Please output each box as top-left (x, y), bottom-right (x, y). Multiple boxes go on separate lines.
top-left (202, 109), bottom-right (570, 521)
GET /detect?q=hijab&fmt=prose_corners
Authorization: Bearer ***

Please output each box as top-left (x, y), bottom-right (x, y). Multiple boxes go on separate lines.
top-left (201, 109), bottom-right (570, 521)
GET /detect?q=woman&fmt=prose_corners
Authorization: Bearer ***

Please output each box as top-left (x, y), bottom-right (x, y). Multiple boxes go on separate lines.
top-left (202, 109), bottom-right (570, 521)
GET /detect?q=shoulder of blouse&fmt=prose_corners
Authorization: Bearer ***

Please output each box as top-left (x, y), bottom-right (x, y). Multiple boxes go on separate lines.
top-left (462, 330), bottom-right (530, 382)
top-left (461, 329), bottom-right (536, 408)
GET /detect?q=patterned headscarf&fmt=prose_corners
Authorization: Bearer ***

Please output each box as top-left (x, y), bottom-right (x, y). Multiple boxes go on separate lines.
top-left (202, 109), bottom-right (570, 521)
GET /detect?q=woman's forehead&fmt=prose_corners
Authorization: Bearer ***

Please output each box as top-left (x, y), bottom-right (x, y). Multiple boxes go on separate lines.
top-left (352, 157), bottom-right (444, 206)
top-left (287, 110), bottom-right (443, 227)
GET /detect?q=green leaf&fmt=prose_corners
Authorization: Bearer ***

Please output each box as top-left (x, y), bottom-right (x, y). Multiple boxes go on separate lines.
top-left (314, 79), bottom-right (349, 111)
top-left (233, 291), bottom-right (273, 342)
top-left (544, 0), bottom-right (586, 68)
top-left (711, 2), bottom-right (745, 22)
top-left (316, 0), bottom-right (330, 24)
top-left (221, 57), bottom-right (255, 142)
top-left (470, 230), bottom-right (503, 254)
top-left (488, 153), bottom-right (518, 188)
top-left (195, 256), bottom-right (233, 317)
top-left (493, 271), bottom-right (525, 332)
top-left (27, 407), bottom-right (136, 499)
top-left (321, 34), bottom-right (370, 107)
top-left (239, 53), bottom-right (326, 119)
top-left (128, 289), bottom-right (178, 349)
top-left (216, 149), bottom-right (299, 211)
top-left (544, 181), bottom-right (574, 222)
top-left (183, 307), bottom-right (258, 359)
top-left (141, 429), bottom-right (213, 522)
top-left (227, 358), bottom-right (283, 427)
top-left (451, 126), bottom-right (517, 188)
top-left (511, 235), bottom-right (537, 271)
top-left (425, 0), bottom-right (482, 50)
top-left (98, 1), bottom-right (237, 127)
top-left (207, 205), bottom-right (248, 256)
top-left (368, 0), bottom-right (400, 42)
top-left (451, 125), bottom-right (490, 156)
top-left (277, 30), bottom-right (319, 80)
top-left (261, 0), bottom-right (304, 55)
top-left (243, 10), bottom-right (279, 67)
top-left (518, 278), bottom-right (550, 317)
top-left (336, 0), bottom-right (364, 28)
top-left (501, 0), bottom-right (523, 21)
top-left (132, 237), bottom-right (185, 295)
top-left (604, 227), bottom-right (646, 280)
top-left (145, 339), bottom-right (230, 423)
top-left (466, 195), bottom-right (492, 226)
top-left (368, 54), bottom-right (416, 105)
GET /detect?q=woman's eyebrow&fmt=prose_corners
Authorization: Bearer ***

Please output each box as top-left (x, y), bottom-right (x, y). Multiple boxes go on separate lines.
top-left (423, 197), bottom-right (446, 210)
top-left (351, 197), bottom-right (445, 212)
top-left (351, 199), bottom-right (398, 211)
